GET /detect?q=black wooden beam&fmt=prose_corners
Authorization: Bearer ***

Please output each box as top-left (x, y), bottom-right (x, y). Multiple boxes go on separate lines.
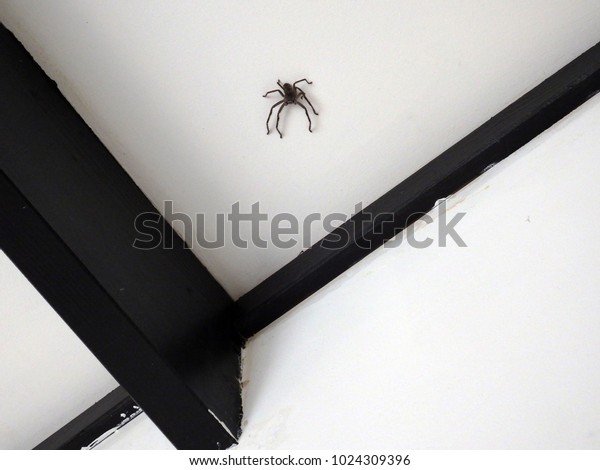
top-left (236, 40), bottom-right (600, 338)
top-left (0, 24), bottom-right (241, 449)
top-left (34, 386), bottom-right (139, 450)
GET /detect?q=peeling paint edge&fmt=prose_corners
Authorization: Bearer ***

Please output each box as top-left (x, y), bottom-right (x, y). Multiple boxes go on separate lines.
top-left (80, 406), bottom-right (143, 450)
top-left (208, 408), bottom-right (238, 444)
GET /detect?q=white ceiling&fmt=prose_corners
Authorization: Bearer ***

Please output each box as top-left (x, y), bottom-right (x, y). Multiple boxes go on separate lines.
top-left (2, 0), bottom-right (600, 299)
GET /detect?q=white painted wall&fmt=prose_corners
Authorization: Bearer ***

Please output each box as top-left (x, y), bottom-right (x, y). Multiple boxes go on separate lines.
top-left (0, 252), bottom-right (119, 449)
top-left (2, 0), bottom-right (600, 298)
top-left (96, 90), bottom-right (600, 450)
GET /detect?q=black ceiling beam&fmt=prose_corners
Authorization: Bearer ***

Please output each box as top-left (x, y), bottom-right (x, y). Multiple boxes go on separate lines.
top-left (236, 40), bottom-right (600, 338)
top-left (0, 24), bottom-right (241, 450)
top-left (34, 386), bottom-right (138, 450)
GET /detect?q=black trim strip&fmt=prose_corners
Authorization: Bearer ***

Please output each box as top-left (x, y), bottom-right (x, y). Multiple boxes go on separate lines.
top-left (0, 24), bottom-right (241, 450)
top-left (235, 40), bottom-right (600, 338)
top-left (34, 387), bottom-right (138, 450)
